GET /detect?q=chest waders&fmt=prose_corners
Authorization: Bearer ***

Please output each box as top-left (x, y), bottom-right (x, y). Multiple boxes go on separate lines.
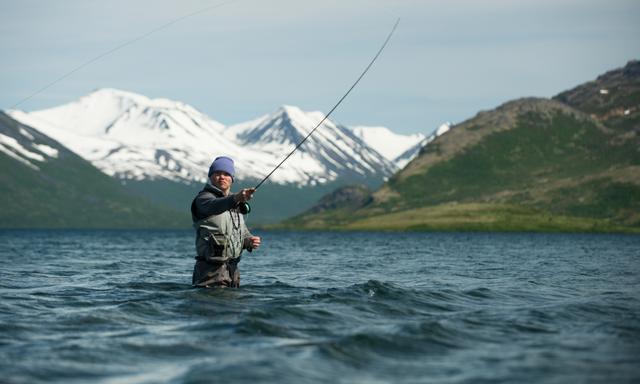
top-left (192, 209), bottom-right (245, 287)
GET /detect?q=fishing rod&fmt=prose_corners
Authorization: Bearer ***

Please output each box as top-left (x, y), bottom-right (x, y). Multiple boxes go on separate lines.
top-left (252, 18), bottom-right (400, 191)
top-left (9, 0), bottom-right (240, 110)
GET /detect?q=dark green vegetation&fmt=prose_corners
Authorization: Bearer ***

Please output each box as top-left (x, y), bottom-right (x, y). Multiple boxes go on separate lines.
top-left (275, 60), bottom-right (640, 232)
top-left (0, 112), bottom-right (189, 229)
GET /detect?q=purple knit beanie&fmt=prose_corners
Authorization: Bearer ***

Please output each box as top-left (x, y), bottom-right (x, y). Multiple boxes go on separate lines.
top-left (208, 156), bottom-right (235, 179)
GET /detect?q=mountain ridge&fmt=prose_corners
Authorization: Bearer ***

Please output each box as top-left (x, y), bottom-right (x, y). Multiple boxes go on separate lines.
top-left (8, 89), bottom-right (428, 187)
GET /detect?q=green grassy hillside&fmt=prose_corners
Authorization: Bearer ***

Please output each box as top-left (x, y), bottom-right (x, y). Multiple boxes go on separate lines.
top-left (386, 105), bottom-right (639, 223)
top-left (275, 61), bottom-right (640, 232)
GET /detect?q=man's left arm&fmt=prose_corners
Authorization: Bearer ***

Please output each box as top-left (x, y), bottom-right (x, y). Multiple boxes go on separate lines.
top-left (241, 222), bottom-right (260, 251)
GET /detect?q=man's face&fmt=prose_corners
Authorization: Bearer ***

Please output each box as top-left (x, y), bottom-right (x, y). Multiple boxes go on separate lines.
top-left (210, 171), bottom-right (233, 194)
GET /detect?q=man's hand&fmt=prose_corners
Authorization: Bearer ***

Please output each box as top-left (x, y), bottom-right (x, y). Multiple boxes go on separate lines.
top-left (246, 236), bottom-right (261, 250)
top-left (234, 188), bottom-right (255, 203)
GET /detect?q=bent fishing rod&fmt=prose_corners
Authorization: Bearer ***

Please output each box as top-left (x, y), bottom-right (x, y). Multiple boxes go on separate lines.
top-left (252, 18), bottom-right (400, 191)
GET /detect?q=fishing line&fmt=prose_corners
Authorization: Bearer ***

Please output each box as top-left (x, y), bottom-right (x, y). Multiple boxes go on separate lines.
top-left (9, 0), bottom-right (240, 110)
top-left (253, 18), bottom-right (400, 191)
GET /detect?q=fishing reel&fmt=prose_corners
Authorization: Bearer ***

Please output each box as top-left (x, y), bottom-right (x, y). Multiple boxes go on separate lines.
top-left (238, 202), bottom-right (251, 215)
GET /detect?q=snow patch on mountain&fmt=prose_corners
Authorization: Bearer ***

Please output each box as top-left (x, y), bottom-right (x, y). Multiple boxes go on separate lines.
top-left (350, 125), bottom-right (425, 162)
top-left (435, 122), bottom-right (451, 137)
top-left (0, 133), bottom-right (44, 169)
top-left (350, 121), bottom-right (454, 170)
top-left (0, 116), bottom-right (65, 170)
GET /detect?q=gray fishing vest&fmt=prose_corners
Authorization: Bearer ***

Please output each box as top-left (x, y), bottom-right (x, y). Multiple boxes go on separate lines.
top-left (194, 208), bottom-right (247, 263)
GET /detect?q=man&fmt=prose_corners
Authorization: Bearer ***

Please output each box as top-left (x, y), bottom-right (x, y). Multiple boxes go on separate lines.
top-left (190, 156), bottom-right (261, 287)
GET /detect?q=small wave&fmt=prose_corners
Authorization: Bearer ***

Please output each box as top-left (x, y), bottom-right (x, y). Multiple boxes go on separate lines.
top-left (311, 280), bottom-right (414, 301)
top-left (310, 280), bottom-right (466, 316)
top-left (235, 304), bottom-right (336, 340)
top-left (317, 319), bottom-right (472, 367)
top-left (463, 287), bottom-right (497, 299)
top-left (236, 317), bottom-right (299, 338)
top-left (118, 339), bottom-right (208, 358)
top-left (111, 281), bottom-right (190, 292)
top-left (240, 280), bottom-right (301, 292)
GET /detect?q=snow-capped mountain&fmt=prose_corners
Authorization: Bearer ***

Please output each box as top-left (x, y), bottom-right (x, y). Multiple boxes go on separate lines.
top-left (350, 126), bottom-right (425, 161)
top-left (8, 89), bottom-right (250, 183)
top-left (350, 125), bottom-right (426, 169)
top-left (7, 88), bottom-right (427, 186)
top-left (226, 105), bottom-right (397, 185)
top-left (388, 122), bottom-right (452, 169)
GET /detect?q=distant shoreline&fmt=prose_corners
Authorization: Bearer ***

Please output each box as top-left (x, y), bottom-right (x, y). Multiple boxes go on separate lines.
top-left (265, 203), bottom-right (640, 234)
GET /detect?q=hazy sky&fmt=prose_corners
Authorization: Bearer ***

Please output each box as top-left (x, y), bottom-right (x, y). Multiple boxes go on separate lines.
top-left (1, 0), bottom-right (638, 135)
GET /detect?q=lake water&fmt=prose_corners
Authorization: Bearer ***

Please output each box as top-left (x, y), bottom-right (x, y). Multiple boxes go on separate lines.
top-left (1, 230), bottom-right (639, 383)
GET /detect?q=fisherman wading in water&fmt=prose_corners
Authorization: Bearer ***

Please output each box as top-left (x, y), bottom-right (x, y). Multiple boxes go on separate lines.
top-left (188, 21), bottom-right (398, 288)
top-left (190, 156), bottom-right (261, 288)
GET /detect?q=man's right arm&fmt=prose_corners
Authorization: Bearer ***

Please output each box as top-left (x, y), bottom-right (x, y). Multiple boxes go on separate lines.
top-left (193, 192), bottom-right (237, 220)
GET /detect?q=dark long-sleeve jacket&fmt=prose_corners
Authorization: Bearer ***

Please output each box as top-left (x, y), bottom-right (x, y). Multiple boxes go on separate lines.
top-left (191, 182), bottom-right (238, 221)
